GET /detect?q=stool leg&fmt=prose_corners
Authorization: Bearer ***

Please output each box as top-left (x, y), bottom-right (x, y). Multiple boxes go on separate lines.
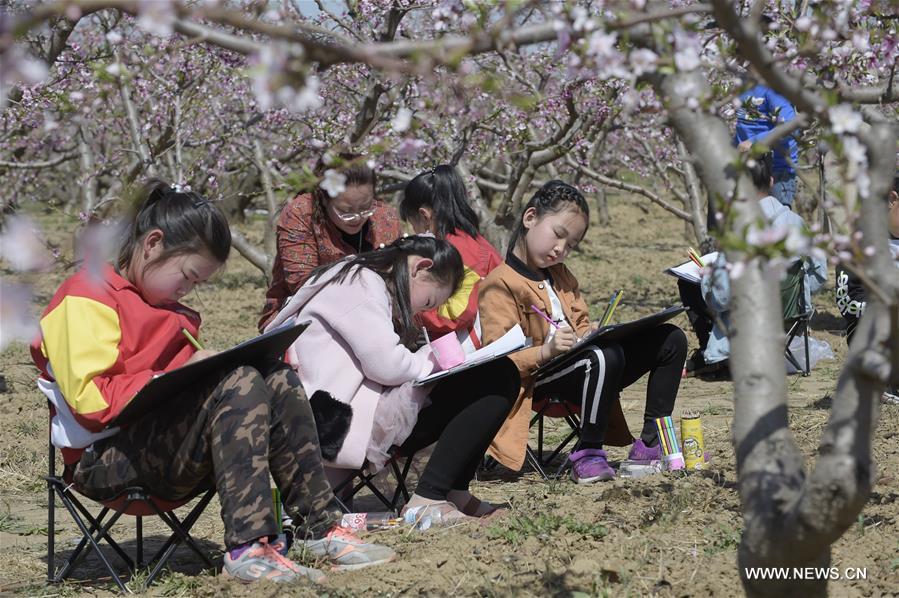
top-left (47, 480), bottom-right (55, 581)
top-left (136, 516), bottom-right (143, 569)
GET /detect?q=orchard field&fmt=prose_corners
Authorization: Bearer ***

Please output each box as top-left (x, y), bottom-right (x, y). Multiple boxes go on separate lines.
top-left (2, 1), bottom-right (899, 595)
top-left (2, 196), bottom-right (897, 597)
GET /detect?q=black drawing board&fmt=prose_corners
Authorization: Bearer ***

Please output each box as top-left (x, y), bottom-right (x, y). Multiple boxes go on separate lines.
top-left (110, 320), bottom-right (309, 427)
top-left (533, 306), bottom-right (685, 377)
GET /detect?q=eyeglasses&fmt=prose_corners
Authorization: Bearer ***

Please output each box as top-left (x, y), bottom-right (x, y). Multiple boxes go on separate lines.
top-left (330, 203), bottom-right (375, 224)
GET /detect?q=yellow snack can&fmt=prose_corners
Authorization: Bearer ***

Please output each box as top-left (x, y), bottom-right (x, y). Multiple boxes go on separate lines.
top-left (681, 414), bottom-right (705, 470)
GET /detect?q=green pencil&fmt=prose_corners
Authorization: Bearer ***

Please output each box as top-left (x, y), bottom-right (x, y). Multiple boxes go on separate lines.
top-left (181, 328), bottom-right (204, 351)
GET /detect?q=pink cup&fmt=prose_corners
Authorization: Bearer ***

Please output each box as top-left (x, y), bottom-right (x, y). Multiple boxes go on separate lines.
top-left (430, 332), bottom-right (465, 370)
top-left (663, 452), bottom-right (685, 471)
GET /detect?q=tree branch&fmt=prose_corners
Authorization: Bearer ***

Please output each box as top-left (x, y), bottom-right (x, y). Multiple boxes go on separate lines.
top-left (564, 154), bottom-right (692, 221)
top-left (711, 0), bottom-right (826, 116)
top-left (229, 228), bottom-right (271, 278)
top-left (0, 153), bottom-right (76, 168)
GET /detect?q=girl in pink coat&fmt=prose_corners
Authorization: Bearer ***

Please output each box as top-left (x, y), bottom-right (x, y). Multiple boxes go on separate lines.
top-left (268, 235), bottom-right (519, 521)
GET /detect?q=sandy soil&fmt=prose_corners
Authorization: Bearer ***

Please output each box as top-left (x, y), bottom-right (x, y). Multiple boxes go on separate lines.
top-left (1, 196), bottom-right (897, 597)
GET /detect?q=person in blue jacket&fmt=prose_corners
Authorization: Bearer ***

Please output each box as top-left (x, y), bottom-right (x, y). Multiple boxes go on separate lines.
top-left (680, 154), bottom-right (827, 377)
top-left (734, 84), bottom-right (800, 208)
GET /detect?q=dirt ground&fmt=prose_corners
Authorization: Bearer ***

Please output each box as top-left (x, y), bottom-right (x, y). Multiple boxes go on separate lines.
top-left (1, 195), bottom-right (897, 597)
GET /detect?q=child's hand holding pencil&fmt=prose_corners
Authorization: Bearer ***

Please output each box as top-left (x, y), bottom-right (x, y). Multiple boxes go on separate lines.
top-left (182, 328), bottom-right (218, 363)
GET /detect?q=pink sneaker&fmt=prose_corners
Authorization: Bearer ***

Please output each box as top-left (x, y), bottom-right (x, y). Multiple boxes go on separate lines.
top-left (300, 526), bottom-right (396, 570)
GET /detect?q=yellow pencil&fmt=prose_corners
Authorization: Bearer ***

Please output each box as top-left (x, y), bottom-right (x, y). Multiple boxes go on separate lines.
top-left (601, 290), bottom-right (624, 327)
top-left (688, 247), bottom-right (704, 268)
top-left (181, 328), bottom-right (204, 351)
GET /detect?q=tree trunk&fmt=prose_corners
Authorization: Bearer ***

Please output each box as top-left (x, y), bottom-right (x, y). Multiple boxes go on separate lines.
top-left (595, 186), bottom-right (610, 227)
top-left (650, 55), bottom-right (898, 596)
top-left (675, 137), bottom-right (709, 245)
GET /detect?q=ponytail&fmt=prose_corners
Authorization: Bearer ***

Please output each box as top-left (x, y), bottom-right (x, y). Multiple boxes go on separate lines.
top-left (118, 179), bottom-right (231, 272)
top-left (400, 165), bottom-right (480, 239)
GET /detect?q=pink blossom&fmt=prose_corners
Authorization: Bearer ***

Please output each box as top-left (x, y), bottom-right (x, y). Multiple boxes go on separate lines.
top-left (828, 104), bottom-right (862, 134)
top-left (746, 222), bottom-right (789, 247)
top-left (0, 216), bottom-right (52, 272)
top-left (136, 0), bottom-right (176, 37)
top-left (795, 16), bottom-right (813, 32)
top-left (391, 106), bottom-right (413, 132)
top-left (629, 48), bottom-right (658, 77)
top-left (396, 138), bottom-right (428, 158)
top-left (321, 169), bottom-right (347, 198)
top-left (0, 282), bottom-right (37, 351)
top-left (0, 46), bottom-right (48, 107)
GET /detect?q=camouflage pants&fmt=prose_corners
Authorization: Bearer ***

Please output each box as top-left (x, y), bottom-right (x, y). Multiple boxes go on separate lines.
top-left (74, 361), bottom-right (342, 549)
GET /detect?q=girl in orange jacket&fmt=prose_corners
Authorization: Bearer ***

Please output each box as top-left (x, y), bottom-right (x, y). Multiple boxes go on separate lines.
top-left (479, 181), bottom-right (687, 482)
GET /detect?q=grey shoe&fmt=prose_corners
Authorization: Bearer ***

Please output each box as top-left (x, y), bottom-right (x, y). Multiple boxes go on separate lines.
top-left (300, 526), bottom-right (396, 570)
top-left (223, 538), bottom-right (325, 583)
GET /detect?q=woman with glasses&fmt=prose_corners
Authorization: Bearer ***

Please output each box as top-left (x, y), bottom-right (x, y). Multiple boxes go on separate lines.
top-left (259, 153), bottom-right (401, 331)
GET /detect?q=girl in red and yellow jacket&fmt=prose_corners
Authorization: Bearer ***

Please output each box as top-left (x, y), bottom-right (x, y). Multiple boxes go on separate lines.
top-left (32, 180), bottom-right (392, 583)
top-left (400, 165), bottom-right (502, 351)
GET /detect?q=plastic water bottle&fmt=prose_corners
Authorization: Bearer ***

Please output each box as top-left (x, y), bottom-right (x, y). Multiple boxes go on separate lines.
top-left (618, 460), bottom-right (664, 478)
top-left (339, 511), bottom-right (401, 531)
top-left (402, 505), bottom-right (451, 531)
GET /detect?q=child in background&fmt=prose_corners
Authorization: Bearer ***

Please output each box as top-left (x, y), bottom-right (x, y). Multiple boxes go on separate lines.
top-left (32, 180), bottom-right (393, 584)
top-left (835, 173), bottom-right (899, 403)
top-left (267, 235), bottom-right (520, 520)
top-left (679, 153), bottom-right (827, 376)
top-left (479, 181), bottom-right (687, 482)
top-left (400, 165), bottom-right (502, 351)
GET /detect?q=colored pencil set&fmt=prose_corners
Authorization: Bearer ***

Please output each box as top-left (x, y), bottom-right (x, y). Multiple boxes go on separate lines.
top-left (599, 290), bottom-right (623, 328)
top-left (654, 416), bottom-right (685, 470)
top-left (687, 247), bottom-right (705, 270)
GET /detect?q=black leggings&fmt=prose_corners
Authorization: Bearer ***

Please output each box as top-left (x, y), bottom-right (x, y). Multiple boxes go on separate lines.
top-left (678, 279), bottom-right (714, 353)
top-left (400, 357), bottom-right (519, 500)
top-left (534, 324), bottom-right (687, 449)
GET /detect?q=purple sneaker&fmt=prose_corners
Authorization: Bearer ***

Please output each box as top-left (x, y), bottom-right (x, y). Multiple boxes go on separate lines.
top-left (569, 449), bottom-right (615, 484)
top-left (627, 439), bottom-right (662, 464)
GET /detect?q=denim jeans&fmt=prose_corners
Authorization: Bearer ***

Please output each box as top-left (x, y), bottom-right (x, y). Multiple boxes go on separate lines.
top-left (772, 171), bottom-right (797, 207)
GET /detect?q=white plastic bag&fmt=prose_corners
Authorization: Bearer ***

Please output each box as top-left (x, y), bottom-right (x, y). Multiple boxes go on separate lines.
top-left (785, 335), bottom-right (834, 374)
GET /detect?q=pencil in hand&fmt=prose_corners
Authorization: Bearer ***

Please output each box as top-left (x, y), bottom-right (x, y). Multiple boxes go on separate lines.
top-left (530, 304), bottom-right (561, 331)
top-left (181, 328), bottom-right (204, 351)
